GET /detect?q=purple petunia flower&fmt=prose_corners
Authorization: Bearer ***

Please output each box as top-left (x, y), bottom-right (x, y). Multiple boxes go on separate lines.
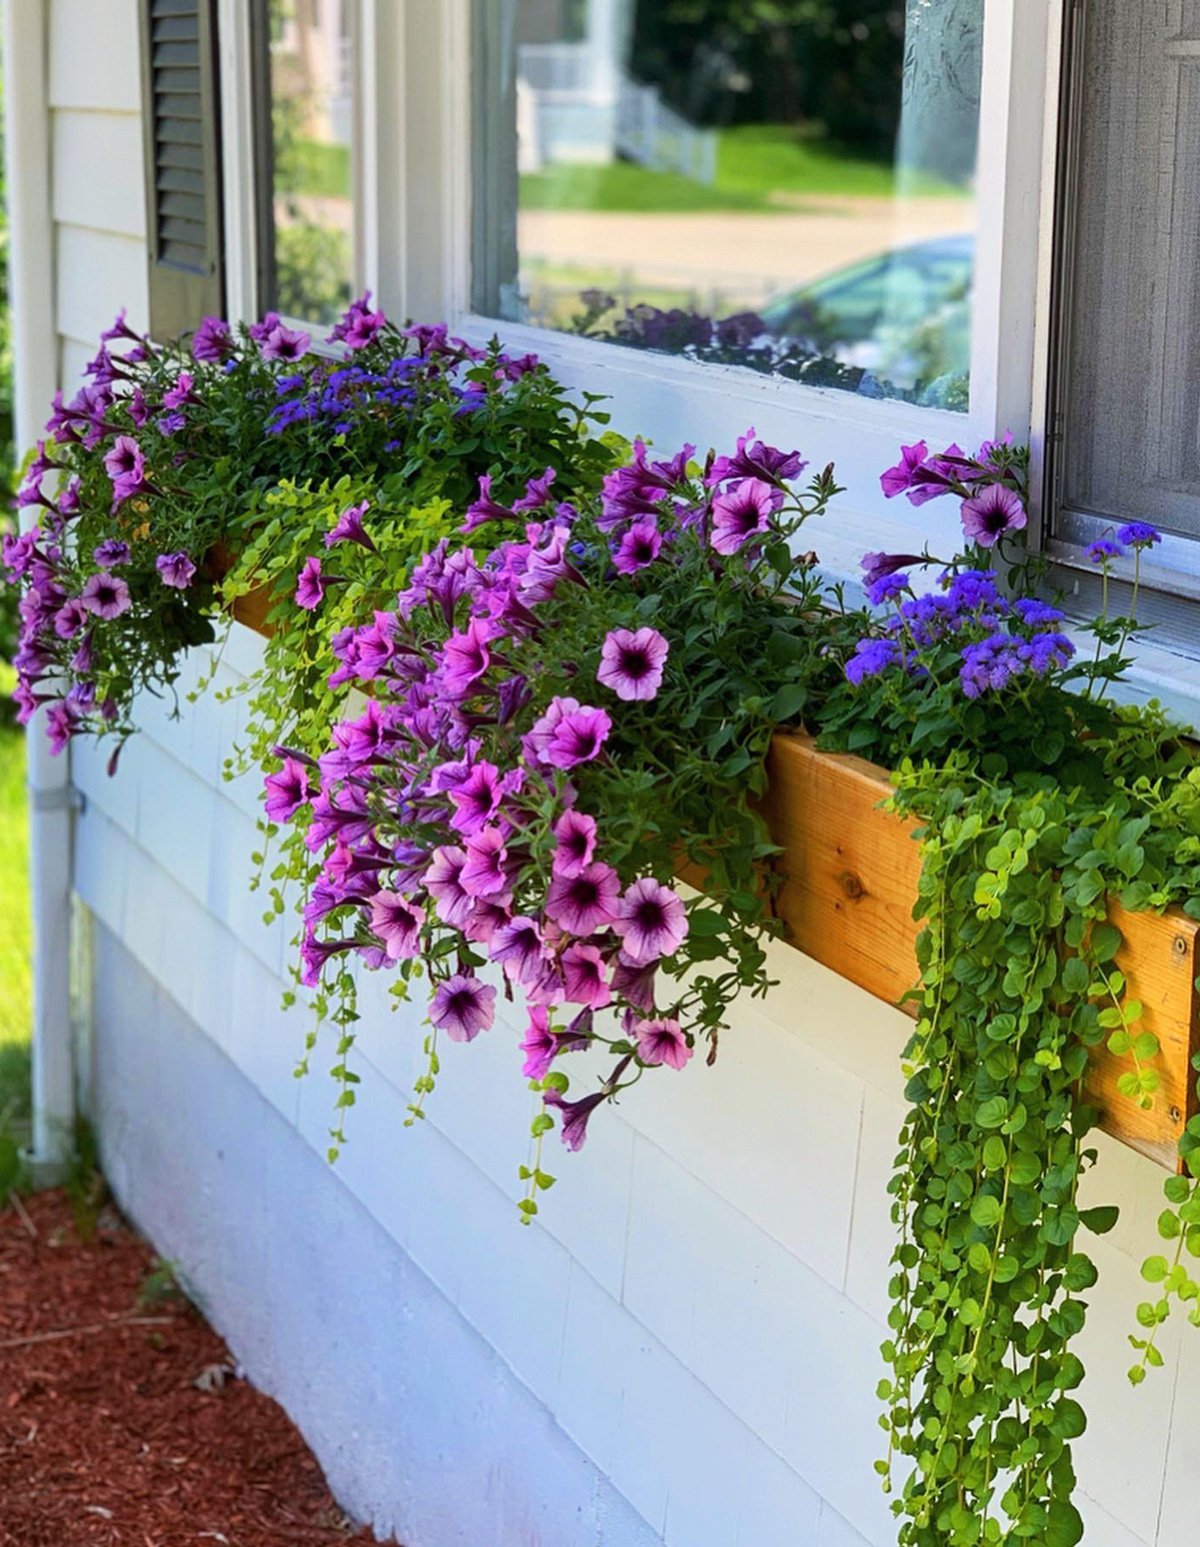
top-left (325, 499), bottom-right (376, 551)
top-left (861, 550), bottom-right (926, 587)
top-left (295, 556), bottom-right (326, 610)
top-left (526, 697), bottom-right (612, 770)
top-left (368, 890), bottom-right (425, 960)
top-left (520, 1006), bottom-right (557, 1079)
top-left (709, 426), bottom-right (806, 485)
top-left (53, 599), bottom-right (88, 639)
top-left (430, 973), bottom-right (496, 1043)
top-left (156, 551), bottom-right (196, 589)
top-left (93, 539), bottom-right (131, 569)
top-left (612, 517), bottom-right (662, 575)
top-left (328, 292), bottom-right (387, 351)
top-left (614, 878), bottom-right (688, 966)
top-left (960, 484), bottom-right (1027, 548)
top-left (448, 760), bottom-right (520, 836)
top-left (880, 441), bottom-right (930, 500)
top-left (633, 1016), bottom-right (692, 1070)
top-left (440, 616), bottom-right (500, 699)
top-left (1117, 522), bottom-right (1161, 549)
top-left (490, 916), bottom-right (546, 985)
top-left (192, 316), bottom-right (234, 363)
top-left (462, 474), bottom-right (515, 535)
top-left (552, 809), bottom-right (597, 879)
top-left (80, 571), bottom-right (131, 620)
top-left (259, 321), bottom-right (311, 361)
top-left (103, 435), bottom-right (151, 506)
top-left (561, 943), bottom-right (612, 1009)
top-left (263, 758), bottom-right (312, 823)
top-left (710, 477), bottom-right (782, 556)
top-left (1086, 538), bottom-right (1124, 565)
top-left (423, 845), bottom-right (474, 929)
top-left (513, 466), bottom-right (557, 513)
top-left (460, 826), bottom-right (509, 899)
top-left (596, 627), bottom-right (670, 703)
top-left (545, 861), bottom-right (621, 936)
top-left (543, 1087), bottom-right (607, 1151)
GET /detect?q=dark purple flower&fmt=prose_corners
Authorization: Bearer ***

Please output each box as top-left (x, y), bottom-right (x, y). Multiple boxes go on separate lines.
top-left (93, 539), bottom-right (131, 568)
top-left (192, 316), bottom-right (234, 363)
top-left (614, 878), bottom-right (688, 966)
top-left (45, 701), bottom-right (79, 755)
top-left (710, 478), bottom-right (782, 556)
top-left (295, 556), bottom-right (326, 610)
top-left (861, 551), bottom-right (925, 586)
top-left (264, 757), bottom-right (312, 823)
top-left (462, 475), bottom-right (515, 535)
top-left (709, 426), bottom-right (806, 485)
top-left (1117, 522), bottom-right (1161, 550)
top-left (960, 484), bottom-right (1027, 548)
top-left (162, 371), bottom-right (197, 410)
top-left (633, 1017), bottom-right (692, 1070)
top-left (448, 760), bottom-right (521, 836)
top-left (368, 890), bottom-right (425, 960)
top-left (156, 551), bottom-right (196, 589)
top-left (612, 517), bottom-right (662, 575)
top-left (597, 627), bottom-right (669, 703)
top-left (324, 499), bottom-right (376, 551)
top-left (543, 1087), bottom-right (606, 1151)
top-left (53, 599), bottom-right (88, 639)
top-left (552, 809), bottom-right (597, 878)
top-left (513, 466), bottom-right (557, 513)
top-left (430, 973), bottom-right (496, 1043)
top-left (545, 861), bottom-right (621, 936)
top-left (80, 571), bottom-right (131, 620)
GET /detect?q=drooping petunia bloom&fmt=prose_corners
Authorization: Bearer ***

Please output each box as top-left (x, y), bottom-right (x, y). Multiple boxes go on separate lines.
top-left (80, 571), bottom-right (131, 620)
top-left (614, 878), bottom-right (688, 966)
top-left (156, 551), bottom-right (196, 589)
top-left (295, 556), bottom-right (326, 610)
top-left (448, 760), bottom-right (515, 836)
top-left (879, 441), bottom-right (930, 500)
top-left (543, 1087), bottom-right (606, 1151)
top-left (597, 627), bottom-right (669, 702)
top-left (633, 1017), bottom-right (692, 1070)
top-left (324, 499), bottom-right (376, 551)
top-left (490, 915), bottom-right (546, 985)
top-left (960, 484), bottom-right (1027, 548)
top-left (368, 890), bottom-right (425, 960)
top-left (462, 474), bottom-right (515, 535)
top-left (263, 757), bottom-right (312, 823)
top-left (93, 539), bottom-right (131, 569)
top-left (423, 845), bottom-right (475, 929)
top-left (430, 973), bottom-right (496, 1043)
top-left (709, 426), bottom-right (806, 485)
top-left (460, 826), bottom-right (510, 899)
top-left (520, 1005), bottom-right (558, 1080)
top-left (545, 861), bottom-right (621, 936)
top-left (551, 809), bottom-right (597, 879)
top-left (561, 943), bottom-right (612, 1009)
top-left (710, 477), bottom-right (782, 556)
top-left (191, 315), bottom-right (234, 363)
top-left (440, 616), bottom-right (500, 699)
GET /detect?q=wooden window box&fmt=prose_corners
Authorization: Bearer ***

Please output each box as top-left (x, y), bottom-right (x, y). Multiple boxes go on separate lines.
top-left (763, 734), bottom-right (1200, 1171)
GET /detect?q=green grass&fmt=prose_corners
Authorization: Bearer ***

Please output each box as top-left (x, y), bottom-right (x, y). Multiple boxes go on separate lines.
top-left (282, 138), bottom-right (352, 201)
top-left (519, 123), bottom-right (966, 214)
top-left (0, 716), bottom-right (31, 1126)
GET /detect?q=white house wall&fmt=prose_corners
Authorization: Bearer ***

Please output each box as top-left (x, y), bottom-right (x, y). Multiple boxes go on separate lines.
top-left (44, 3), bottom-right (1200, 1544)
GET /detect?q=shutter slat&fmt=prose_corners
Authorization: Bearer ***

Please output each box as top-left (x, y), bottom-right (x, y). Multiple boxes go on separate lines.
top-left (156, 165), bottom-right (205, 195)
top-left (153, 66), bottom-right (202, 93)
top-left (156, 115), bottom-right (203, 146)
top-left (154, 39), bottom-right (201, 66)
top-left (155, 93), bottom-right (202, 119)
top-left (152, 15), bottom-right (199, 42)
top-left (160, 215), bottom-right (208, 246)
top-left (158, 190), bottom-right (206, 223)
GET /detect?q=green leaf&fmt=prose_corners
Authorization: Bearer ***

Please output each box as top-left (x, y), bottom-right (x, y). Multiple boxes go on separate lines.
top-left (971, 1195), bottom-right (1003, 1228)
top-left (1079, 1206), bottom-right (1120, 1235)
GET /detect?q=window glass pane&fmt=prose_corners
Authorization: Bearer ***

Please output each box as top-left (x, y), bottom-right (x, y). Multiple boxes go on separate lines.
top-left (263, 0), bottom-right (356, 325)
top-left (474, 0), bottom-right (983, 410)
top-left (1058, 1), bottom-right (1200, 546)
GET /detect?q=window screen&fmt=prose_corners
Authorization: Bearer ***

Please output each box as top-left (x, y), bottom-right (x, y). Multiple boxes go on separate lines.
top-left (1053, 1), bottom-right (1200, 569)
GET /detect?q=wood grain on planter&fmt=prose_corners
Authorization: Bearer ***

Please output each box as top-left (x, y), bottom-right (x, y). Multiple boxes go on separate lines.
top-left (763, 733), bottom-right (1200, 1171)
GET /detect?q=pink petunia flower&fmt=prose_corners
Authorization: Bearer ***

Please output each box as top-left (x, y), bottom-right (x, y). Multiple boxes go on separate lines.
top-left (710, 477), bottom-right (782, 556)
top-left (545, 861), bottom-right (621, 936)
top-left (525, 696), bottom-right (611, 770)
top-left (430, 973), bottom-right (496, 1043)
top-left (263, 757), bottom-right (312, 823)
top-left (156, 551), bottom-right (196, 589)
top-left (597, 627), bottom-right (669, 702)
top-left (614, 878), bottom-right (688, 966)
top-left (460, 826), bottom-right (509, 899)
top-left (368, 890), bottom-right (426, 960)
top-left (552, 809), bottom-right (597, 879)
top-left (959, 484), bottom-right (1027, 548)
top-left (423, 845), bottom-right (474, 928)
top-left (80, 571), bottom-right (131, 620)
top-left (561, 943), bottom-right (612, 1009)
top-left (295, 556), bottom-right (325, 610)
top-left (633, 1017), bottom-right (692, 1070)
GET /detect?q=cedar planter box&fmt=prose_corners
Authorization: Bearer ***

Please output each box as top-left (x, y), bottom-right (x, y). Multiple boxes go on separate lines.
top-left (226, 597), bottom-right (1200, 1170)
top-left (763, 734), bottom-right (1200, 1171)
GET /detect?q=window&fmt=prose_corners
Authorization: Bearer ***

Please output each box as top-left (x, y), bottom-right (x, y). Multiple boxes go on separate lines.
top-left (1048, 1), bottom-right (1200, 612)
top-left (473, 0), bottom-right (985, 410)
top-left (254, 0), bottom-right (357, 326)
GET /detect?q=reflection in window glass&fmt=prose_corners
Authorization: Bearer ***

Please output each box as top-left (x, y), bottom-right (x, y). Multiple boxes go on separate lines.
top-left (263, 0), bottom-right (355, 325)
top-left (477, 0), bottom-right (982, 409)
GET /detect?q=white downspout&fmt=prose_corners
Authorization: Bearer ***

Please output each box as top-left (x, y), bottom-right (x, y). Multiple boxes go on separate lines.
top-left (3, 0), bottom-right (76, 1175)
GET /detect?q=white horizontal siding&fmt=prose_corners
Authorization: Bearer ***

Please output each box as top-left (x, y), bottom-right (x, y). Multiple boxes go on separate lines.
top-left (48, 0), bottom-right (142, 114)
top-left (53, 110), bottom-right (145, 238)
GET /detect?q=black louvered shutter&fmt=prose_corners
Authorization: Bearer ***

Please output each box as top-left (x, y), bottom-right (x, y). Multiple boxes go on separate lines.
top-left (140, 0), bottom-right (225, 339)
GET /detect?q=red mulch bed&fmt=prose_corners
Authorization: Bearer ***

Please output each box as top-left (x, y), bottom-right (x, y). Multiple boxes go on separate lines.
top-left (0, 1188), bottom-right (391, 1547)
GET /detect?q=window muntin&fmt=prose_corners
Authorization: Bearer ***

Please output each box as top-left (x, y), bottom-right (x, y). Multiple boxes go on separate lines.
top-left (258, 0), bottom-right (357, 326)
top-left (1051, 0), bottom-right (1200, 559)
top-left (473, 0), bottom-right (984, 411)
